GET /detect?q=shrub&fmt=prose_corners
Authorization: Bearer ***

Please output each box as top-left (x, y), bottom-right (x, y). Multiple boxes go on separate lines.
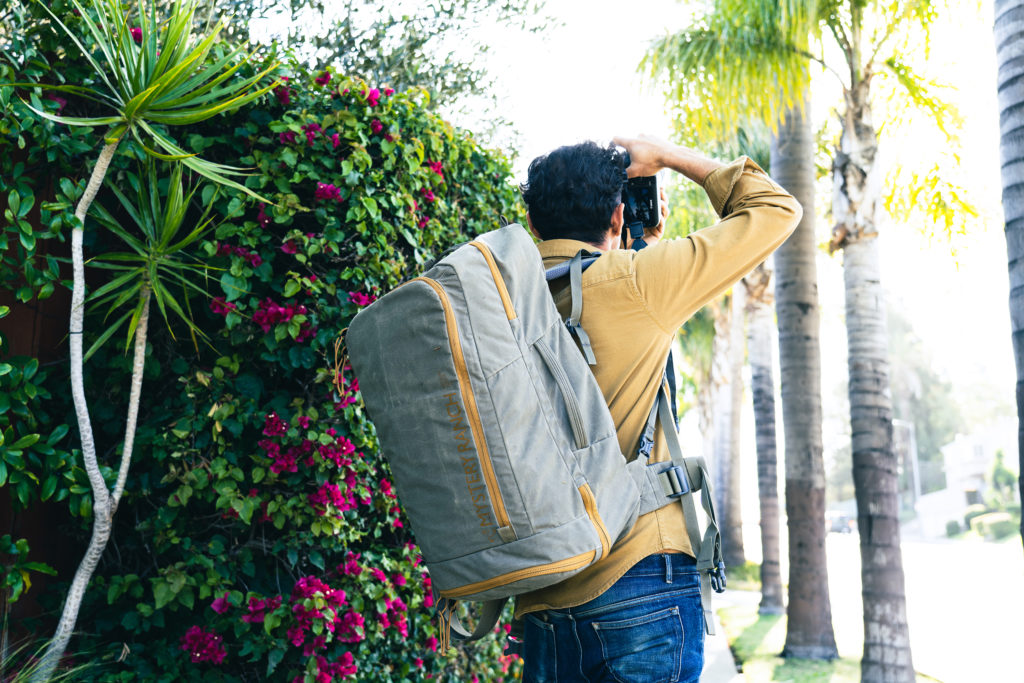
top-left (988, 519), bottom-right (1018, 541)
top-left (944, 520), bottom-right (961, 537)
top-left (969, 511), bottom-right (1011, 539)
top-left (963, 503), bottom-right (988, 530)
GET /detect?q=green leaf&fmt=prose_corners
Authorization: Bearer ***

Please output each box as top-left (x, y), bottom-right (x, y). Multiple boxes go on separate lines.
top-left (0, 364), bottom-right (12, 377)
top-left (10, 434), bottom-right (40, 450)
top-left (266, 648), bottom-right (285, 677)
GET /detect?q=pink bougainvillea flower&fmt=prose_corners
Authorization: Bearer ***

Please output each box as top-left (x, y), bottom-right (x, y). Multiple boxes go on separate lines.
top-left (314, 71), bottom-right (331, 86)
top-left (209, 297), bottom-right (236, 317)
top-left (210, 592), bottom-right (231, 614)
top-left (426, 635), bottom-right (439, 652)
top-left (419, 187), bottom-right (436, 203)
top-left (417, 216), bottom-right (430, 229)
top-left (370, 118), bottom-right (383, 134)
top-left (314, 182), bottom-right (342, 202)
top-left (262, 412), bottom-right (288, 437)
top-left (273, 84), bottom-right (291, 105)
top-left (384, 87), bottom-right (395, 96)
top-left (297, 416), bottom-right (311, 429)
top-left (366, 88), bottom-right (381, 107)
top-left (179, 625), bottom-right (226, 664)
top-left (330, 133), bottom-right (341, 149)
top-left (426, 160), bottom-right (445, 179)
top-left (256, 203), bottom-right (271, 229)
top-left (347, 291), bottom-right (375, 307)
top-left (279, 130), bottom-right (297, 145)
top-left (130, 27), bottom-right (142, 44)
top-left (302, 122), bottom-right (322, 145)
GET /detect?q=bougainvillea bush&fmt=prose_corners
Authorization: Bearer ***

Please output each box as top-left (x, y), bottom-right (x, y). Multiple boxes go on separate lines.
top-left (81, 64), bottom-right (524, 680)
top-left (3, 8), bottom-right (524, 678)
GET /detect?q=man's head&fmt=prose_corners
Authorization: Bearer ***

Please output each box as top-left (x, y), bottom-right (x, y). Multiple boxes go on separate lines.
top-left (520, 141), bottom-right (627, 245)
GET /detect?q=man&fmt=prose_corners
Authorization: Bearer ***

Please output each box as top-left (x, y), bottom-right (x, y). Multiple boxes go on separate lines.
top-left (516, 134), bottom-right (801, 682)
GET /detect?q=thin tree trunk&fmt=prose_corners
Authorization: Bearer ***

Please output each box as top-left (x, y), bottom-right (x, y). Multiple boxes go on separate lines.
top-left (711, 296), bottom-right (734, 549)
top-left (833, 71), bottom-right (914, 681)
top-left (724, 286), bottom-right (745, 567)
top-left (994, 0), bottom-right (1024, 552)
top-left (771, 99), bottom-right (838, 659)
top-left (744, 265), bottom-right (784, 614)
top-left (32, 141), bottom-right (120, 683)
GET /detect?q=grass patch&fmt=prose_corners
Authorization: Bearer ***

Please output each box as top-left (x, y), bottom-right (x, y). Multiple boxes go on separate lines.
top-left (718, 598), bottom-right (939, 682)
top-left (725, 561), bottom-right (762, 592)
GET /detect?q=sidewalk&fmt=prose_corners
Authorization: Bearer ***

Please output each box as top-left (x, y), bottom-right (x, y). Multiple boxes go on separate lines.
top-left (701, 598), bottom-right (743, 683)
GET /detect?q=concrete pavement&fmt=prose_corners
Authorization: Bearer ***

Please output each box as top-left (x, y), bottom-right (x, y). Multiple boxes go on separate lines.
top-left (700, 602), bottom-right (743, 683)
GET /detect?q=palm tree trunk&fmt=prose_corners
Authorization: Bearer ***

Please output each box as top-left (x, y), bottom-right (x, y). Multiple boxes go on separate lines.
top-left (711, 296), bottom-right (734, 552)
top-left (994, 0), bottom-right (1024, 551)
top-left (833, 74), bottom-right (915, 682)
top-left (770, 99), bottom-right (838, 658)
top-left (32, 141), bottom-right (120, 683)
top-left (743, 265), bottom-right (784, 614)
top-left (724, 286), bottom-right (746, 567)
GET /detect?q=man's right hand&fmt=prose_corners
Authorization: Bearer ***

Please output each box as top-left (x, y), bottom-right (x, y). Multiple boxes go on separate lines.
top-left (612, 134), bottom-right (723, 185)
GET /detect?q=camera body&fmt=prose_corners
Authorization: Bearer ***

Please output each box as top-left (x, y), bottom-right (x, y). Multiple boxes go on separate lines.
top-left (622, 175), bottom-right (660, 242)
top-left (616, 146), bottom-right (660, 249)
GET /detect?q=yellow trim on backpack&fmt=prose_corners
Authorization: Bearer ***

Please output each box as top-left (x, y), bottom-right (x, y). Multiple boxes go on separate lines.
top-left (579, 484), bottom-right (611, 560)
top-left (470, 241), bottom-right (517, 321)
top-left (414, 277), bottom-right (512, 536)
top-left (439, 550), bottom-right (596, 599)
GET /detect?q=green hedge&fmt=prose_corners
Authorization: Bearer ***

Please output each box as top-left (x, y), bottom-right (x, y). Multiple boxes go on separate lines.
top-left (3, 7), bottom-right (524, 679)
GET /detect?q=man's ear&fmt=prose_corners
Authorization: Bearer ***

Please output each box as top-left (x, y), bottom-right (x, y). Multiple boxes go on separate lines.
top-left (610, 203), bottom-right (625, 231)
top-left (526, 211), bottom-right (542, 240)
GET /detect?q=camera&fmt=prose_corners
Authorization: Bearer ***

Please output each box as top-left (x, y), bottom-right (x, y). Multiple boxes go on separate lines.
top-left (616, 147), bottom-right (660, 249)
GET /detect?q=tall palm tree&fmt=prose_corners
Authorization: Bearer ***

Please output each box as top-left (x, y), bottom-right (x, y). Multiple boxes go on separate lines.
top-left (994, 0), bottom-right (1024, 549)
top-left (743, 263), bottom-right (785, 614)
top-left (644, 3), bottom-right (959, 678)
top-left (643, 1), bottom-right (838, 659)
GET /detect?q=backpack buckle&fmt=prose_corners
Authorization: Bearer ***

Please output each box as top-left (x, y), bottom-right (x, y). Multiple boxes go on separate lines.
top-left (638, 435), bottom-right (655, 458)
top-left (659, 465), bottom-right (691, 498)
top-left (709, 562), bottom-right (727, 593)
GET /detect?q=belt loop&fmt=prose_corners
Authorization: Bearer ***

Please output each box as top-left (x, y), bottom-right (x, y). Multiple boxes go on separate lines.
top-left (664, 554), bottom-right (673, 584)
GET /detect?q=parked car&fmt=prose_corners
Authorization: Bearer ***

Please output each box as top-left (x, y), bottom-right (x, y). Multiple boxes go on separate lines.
top-left (826, 511), bottom-right (856, 534)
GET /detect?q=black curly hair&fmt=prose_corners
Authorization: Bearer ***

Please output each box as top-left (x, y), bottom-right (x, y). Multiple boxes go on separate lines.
top-left (519, 141), bottom-right (628, 245)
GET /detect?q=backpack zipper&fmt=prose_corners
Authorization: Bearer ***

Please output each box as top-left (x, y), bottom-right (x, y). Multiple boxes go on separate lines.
top-left (439, 550), bottom-right (596, 598)
top-left (469, 241), bottom-right (517, 320)
top-left (578, 483), bottom-right (611, 560)
top-left (414, 277), bottom-right (513, 539)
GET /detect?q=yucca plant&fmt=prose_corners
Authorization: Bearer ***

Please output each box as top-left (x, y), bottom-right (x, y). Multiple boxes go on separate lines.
top-left (9, 0), bottom-right (279, 679)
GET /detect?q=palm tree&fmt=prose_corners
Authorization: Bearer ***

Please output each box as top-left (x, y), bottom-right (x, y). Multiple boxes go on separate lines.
top-left (643, 2), bottom-right (961, 677)
top-left (994, 0), bottom-right (1024, 549)
top-left (10, 0), bottom-right (276, 677)
top-left (743, 262), bottom-right (784, 614)
top-left (642, 2), bottom-right (838, 659)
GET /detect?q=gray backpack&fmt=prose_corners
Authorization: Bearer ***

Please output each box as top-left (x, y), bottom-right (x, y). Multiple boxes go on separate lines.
top-left (346, 223), bottom-right (724, 648)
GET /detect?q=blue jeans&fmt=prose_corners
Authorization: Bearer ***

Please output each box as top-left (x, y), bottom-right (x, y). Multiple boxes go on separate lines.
top-left (522, 553), bottom-right (705, 683)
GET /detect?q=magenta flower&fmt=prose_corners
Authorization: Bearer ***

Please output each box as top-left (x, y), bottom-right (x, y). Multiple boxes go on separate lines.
top-left (384, 87), bottom-right (395, 96)
top-left (130, 27), bottom-right (142, 44)
top-left (331, 133), bottom-right (341, 149)
top-left (418, 216), bottom-right (430, 229)
top-left (279, 130), bottom-right (297, 145)
top-left (280, 239), bottom-right (299, 254)
top-left (262, 412), bottom-right (288, 437)
top-left (302, 122), bottom-right (322, 145)
top-left (426, 635), bottom-right (439, 652)
top-left (347, 291), bottom-right (375, 307)
top-left (210, 592), bottom-right (231, 614)
top-left (426, 160), bottom-right (445, 179)
top-left (366, 88), bottom-right (380, 107)
top-left (335, 610), bottom-right (366, 643)
top-left (179, 625), bottom-right (226, 664)
top-left (257, 203), bottom-right (271, 228)
top-left (209, 297), bottom-right (236, 316)
top-left (314, 182), bottom-right (342, 202)
top-left (314, 71), bottom-right (331, 86)
top-left (370, 119), bottom-right (383, 134)
top-left (273, 85), bottom-right (291, 105)
top-left (297, 416), bottom-right (311, 429)
top-left (419, 187), bottom-right (436, 203)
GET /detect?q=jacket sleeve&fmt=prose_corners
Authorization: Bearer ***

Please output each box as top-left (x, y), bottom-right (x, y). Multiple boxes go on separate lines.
top-left (632, 156), bottom-right (803, 332)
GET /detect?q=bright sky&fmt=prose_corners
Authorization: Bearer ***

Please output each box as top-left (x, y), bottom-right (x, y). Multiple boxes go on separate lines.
top-left (469, 0), bottom-right (1016, 435)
